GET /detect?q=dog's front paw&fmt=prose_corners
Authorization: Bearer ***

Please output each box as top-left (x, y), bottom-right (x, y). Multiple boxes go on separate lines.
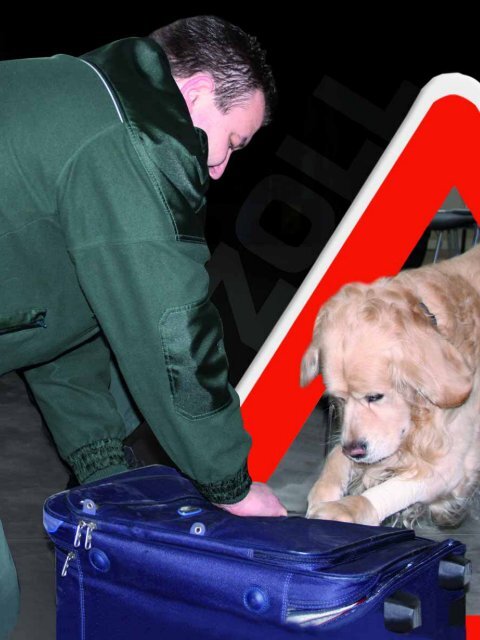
top-left (306, 496), bottom-right (380, 525)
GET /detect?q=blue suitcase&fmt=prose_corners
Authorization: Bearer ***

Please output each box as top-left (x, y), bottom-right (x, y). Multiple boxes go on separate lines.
top-left (43, 465), bottom-right (470, 639)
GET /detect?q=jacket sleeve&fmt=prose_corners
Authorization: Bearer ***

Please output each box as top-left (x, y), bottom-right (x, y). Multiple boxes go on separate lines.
top-left (22, 333), bottom-right (130, 483)
top-left (56, 121), bottom-right (252, 503)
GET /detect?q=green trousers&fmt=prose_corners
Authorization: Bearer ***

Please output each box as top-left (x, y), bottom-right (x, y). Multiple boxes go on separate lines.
top-left (0, 363), bottom-right (137, 637)
top-left (0, 522), bottom-right (20, 639)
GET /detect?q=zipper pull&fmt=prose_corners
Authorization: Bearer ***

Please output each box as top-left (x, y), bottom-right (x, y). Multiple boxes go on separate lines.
top-left (84, 522), bottom-right (97, 550)
top-left (73, 520), bottom-right (97, 549)
top-left (61, 552), bottom-right (76, 577)
top-left (74, 520), bottom-right (87, 548)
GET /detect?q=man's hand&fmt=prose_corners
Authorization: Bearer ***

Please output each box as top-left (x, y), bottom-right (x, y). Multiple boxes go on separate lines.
top-left (214, 482), bottom-right (287, 517)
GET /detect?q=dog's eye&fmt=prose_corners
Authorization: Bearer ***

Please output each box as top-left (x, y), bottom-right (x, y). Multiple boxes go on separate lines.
top-left (366, 394), bottom-right (384, 403)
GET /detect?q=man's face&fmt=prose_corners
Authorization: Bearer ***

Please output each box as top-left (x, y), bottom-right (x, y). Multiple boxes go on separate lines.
top-left (186, 86), bottom-right (266, 180)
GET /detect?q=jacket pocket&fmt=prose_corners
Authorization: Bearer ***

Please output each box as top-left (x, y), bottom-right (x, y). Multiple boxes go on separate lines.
top-left (0, 309), bottom-right (47, 335)
top-left (160, 298), bottom-right (232, 420)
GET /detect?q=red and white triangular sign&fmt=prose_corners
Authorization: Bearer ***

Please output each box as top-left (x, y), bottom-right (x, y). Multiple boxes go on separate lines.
top-left (239, 72), bottom-right (480, 478)
top-left (238, 72), bottom-right (480, 633)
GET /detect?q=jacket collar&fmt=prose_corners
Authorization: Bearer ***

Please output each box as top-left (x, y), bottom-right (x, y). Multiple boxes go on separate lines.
top-left (80, 37), bottom-right (209, 200)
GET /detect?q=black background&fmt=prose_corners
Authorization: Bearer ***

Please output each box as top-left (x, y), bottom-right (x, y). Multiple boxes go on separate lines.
top-left (2, 10), bottom-right (478, 384)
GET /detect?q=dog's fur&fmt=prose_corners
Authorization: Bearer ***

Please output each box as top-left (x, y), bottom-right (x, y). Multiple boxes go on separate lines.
top-left (300, 246), bottom-right (480, 527)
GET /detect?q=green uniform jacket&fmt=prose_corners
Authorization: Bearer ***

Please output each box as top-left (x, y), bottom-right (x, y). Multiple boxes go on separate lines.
top-left (0, 37), bottom-right (252, 503)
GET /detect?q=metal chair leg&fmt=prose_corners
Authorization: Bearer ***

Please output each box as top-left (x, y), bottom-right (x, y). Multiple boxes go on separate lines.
top-left (433, 231), bottom-right (443, 263)
top-left (474, 226), bottom-right (480, 247)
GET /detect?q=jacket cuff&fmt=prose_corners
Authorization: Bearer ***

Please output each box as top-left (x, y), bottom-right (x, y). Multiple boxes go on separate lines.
top-left (83, 464), bottom-right (130, 484)
top-left (191, 461), bottom-right (252, 504)
top-left (66, 438), bottom-right (128, 484)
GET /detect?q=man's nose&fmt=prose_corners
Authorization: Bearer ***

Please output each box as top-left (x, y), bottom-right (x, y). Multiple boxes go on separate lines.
top-left (209, 151), bottom-right (232, 180)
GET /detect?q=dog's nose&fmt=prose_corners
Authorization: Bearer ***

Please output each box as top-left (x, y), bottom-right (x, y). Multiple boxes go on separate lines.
top-left (342, 440), bottom-right (368, 460)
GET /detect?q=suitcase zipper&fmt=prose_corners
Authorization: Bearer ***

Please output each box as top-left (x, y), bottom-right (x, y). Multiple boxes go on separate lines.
top-left (73, 499), bottom-right (98, 550)
top-left (253, 528), bottom-right (414, 569)
top-left (61, 551), bottom-right (76, 577)
top-left (63, 512), bottom-right (412, 570)
top-left (74, 520), bottom-right (97, 550)
top-left (58, 519), bottom-right (96, 578)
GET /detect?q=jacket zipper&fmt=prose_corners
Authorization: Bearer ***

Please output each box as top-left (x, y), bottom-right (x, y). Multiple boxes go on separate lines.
top-left (0, 310), bottom-right (47, 335)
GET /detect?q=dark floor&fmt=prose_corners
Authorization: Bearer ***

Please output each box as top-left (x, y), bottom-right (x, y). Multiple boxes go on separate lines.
top-left (1, 372), bottom-right (67, 639)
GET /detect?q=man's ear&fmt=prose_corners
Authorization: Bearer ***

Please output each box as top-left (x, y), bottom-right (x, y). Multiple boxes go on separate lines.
top-left (175, 73), bottom-right (215, 112)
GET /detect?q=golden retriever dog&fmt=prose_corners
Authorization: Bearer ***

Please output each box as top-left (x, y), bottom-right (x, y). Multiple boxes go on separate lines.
top-left (300, 245), bottom-right (480, 528)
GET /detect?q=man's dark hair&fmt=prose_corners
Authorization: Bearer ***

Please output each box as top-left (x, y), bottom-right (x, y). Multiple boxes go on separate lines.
top-left (149, 16), bottom-right (276, 125)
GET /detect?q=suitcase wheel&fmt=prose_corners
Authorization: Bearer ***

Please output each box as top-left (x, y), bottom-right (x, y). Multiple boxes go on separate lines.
top-left (384, 590), bottom-right (422, 633)
top-left (438, 555), bottom-right (472, 590)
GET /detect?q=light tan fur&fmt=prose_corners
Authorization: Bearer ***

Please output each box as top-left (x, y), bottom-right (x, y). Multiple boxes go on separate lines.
top-left (301, 245), bottom-right (480, 527)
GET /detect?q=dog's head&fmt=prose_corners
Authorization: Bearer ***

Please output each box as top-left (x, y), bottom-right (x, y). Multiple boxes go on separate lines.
top-left (300, 280), bottom-right (473, 464)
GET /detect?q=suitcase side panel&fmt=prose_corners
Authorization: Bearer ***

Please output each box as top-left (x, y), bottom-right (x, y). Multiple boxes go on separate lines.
top-left (56, 529), bottom-right (467, 639)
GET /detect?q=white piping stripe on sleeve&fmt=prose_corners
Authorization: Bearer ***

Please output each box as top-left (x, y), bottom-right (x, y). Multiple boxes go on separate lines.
top-left (79, 59), bottom-right (124, 123)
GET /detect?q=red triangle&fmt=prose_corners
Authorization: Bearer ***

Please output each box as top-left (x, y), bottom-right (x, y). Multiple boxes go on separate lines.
top-left (242, 94), bottom-right (480, 481)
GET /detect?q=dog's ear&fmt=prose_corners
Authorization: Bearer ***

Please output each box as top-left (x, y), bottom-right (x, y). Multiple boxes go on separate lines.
top-left (394, 328), bottom-right (473, 408)
top-left (300, 345), bottom-right (322, 387)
